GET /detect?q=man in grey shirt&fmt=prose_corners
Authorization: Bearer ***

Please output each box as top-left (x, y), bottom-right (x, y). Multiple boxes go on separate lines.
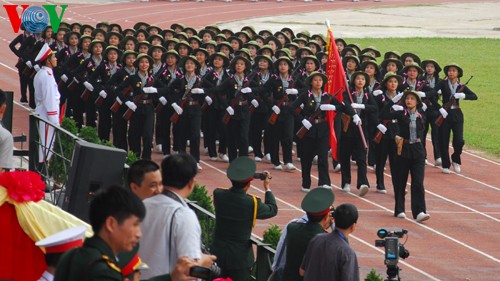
top-left (300, 203), bottom-right (360, 281)
top-left (0, 89), bottom-right (13, 173)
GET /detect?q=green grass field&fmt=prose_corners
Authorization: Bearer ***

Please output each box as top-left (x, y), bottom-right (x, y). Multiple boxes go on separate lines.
top-left (344, 38), bottom-right (500, 157)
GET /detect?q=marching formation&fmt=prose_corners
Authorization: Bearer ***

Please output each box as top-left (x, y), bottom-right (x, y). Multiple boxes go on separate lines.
top-left (10, 20), bottom-right (478, 222)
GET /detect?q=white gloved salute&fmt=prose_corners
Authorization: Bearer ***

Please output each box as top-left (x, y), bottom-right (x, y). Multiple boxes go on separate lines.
top-left (172, 103), bottom-right (183, 115)
top-left (61, 74), bottom-right (68, 83)
top-left (301, 119), bottom-right (312, 130)
top-left (392, 104), bottom-right (404, 111)
top-left (350, 103), bottom-right (365, 110)
top-left (191, 88), bottom-right (204, 94)
top-left (226, 106), bottom-right (234, 115)
top-left (353, 114), bottom-right (362, 126)
top-left (34, 64), bottom-right (41, 72)
top-left (99, 90), bottom-right (107, 99)
top-left (377, 124), bottom-right (388, 134)
top-left (372, 89), bottom-right (383, 96)
top-left (125, 101), bottom-right (137, 111)
top-left (392, 92), bottom-right (404, 103)
top-left (143, 86), bottom-right (157, 94)
top-left (320, 104), bottom-right (336, 111)
top-left (439, 108), bottom-right (448, 118)
top-left (159, 96), bottom-right (168, 105)
top-left (454, 92), bottom-right (466, 99)
top-left (272, 105), bottom-right (280, 114)
top-left (286, 88), bottom-right (298, 95)
top-left (204, 96), bottom-right (212, 105)
top-left (241, 87), bottom-right (252, 93)
top-left (83, 81), bottom-right (94, 91)
top-left (251, 99), bottom-right (259, 108)
top-left (417, 91), bottom-right (426, 98)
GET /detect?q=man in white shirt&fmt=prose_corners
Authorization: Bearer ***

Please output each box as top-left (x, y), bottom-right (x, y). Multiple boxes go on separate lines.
top-left (139, 153), bottom-right (216, 279)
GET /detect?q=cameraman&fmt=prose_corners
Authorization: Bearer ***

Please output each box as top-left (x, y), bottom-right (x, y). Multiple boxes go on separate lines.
top-left (213, 156), bottom-right (278, 281)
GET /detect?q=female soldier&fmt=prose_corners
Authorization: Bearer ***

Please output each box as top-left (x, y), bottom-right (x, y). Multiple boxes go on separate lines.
top-left (291, 71), bottom-right (357, 192)
top-left (380, 90), bottom-right (430, 223)
top-left (434, 64), bottom-right (477, 174)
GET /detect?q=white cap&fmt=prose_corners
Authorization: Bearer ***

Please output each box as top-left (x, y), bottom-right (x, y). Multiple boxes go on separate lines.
top-left (35, 226), bottom-right (86, 254)
top-left (35, 43), bottom-right (53, 63)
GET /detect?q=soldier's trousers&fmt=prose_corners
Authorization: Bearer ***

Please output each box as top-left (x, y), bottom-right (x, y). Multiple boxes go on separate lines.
top-left (129, 104), bottom-right (154, 160)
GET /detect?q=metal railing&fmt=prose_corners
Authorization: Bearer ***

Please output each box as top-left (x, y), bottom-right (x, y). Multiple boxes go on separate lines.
top-left (187, 200), bottom-right (276, 281)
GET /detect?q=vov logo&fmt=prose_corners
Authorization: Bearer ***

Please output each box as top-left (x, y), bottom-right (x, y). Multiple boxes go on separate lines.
top-left (3, 4), bottom-right (68, 34)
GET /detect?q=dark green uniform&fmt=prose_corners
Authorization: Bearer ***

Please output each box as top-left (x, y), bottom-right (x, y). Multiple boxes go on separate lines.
top-left (213, 188), bottom-right (278, 281)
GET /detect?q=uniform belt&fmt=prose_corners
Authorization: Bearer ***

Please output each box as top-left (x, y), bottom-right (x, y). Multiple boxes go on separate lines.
top-left (391, 119), bottom-right (398, 123)
top-left (450, 105), bottom-right (460, 110)
top-left (137, 99), bottom-right (153, 105)
top-left (403, 138), bottom-right (421, 144)
top-left (313, 118), bottom-right (326, 124)
top-left (238, 100), bottom-right (248, 106)
top-left (281, 101), bottom-right (290, 106)
top-left (188, 100), bottom-right (199, 106)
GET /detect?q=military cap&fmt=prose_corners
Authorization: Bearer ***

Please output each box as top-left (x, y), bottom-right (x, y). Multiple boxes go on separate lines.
top-left (134, 53), bottom-right (154, 68)
top-left (202, 40), bottom-right (217, 49)
top-left (205, 25), bottom-right (221, 35)
top-left (296, 46), bottom-right (313, 58)
top-left (175, 40), bottom-right (193, 54)
top-left (35, 226), bottom-right (86, 254)
top-left (234, 48), bottom-right (251, 61)
top-left (316, 51), bottom-right (327, 62)
top-left (214, 33), bottom-right (227, 42)
top-left (361, 46), bottom-right (381, 58)
top-left (91, 28), bottom-right (106, 38)
top-left (148, 44), bottom-right (167, 57)
top-left (105, 31), bottom-right (123, 43)
top-left (221, 28), bottom-right (234, 37)
top-left (164, 38), bottom-right (180, 49)
top-left (235, 31), bottom-right (251, 43)
top-left (281, 27), bottom-right (295, 39)
top-left (69, 22), bottom-right (82, 31)
top-left (384, 50), bottom-right (401, 60)
top-left (230, 55), bottom-right (252, 71)
top-left (243, 40), bottom-right (260, 50)
top-left (274, 56), bottom-right (294, 72)
top-left (349, 71), bottom-right (370, 88)
top-left (311, 34), bottom-right (326, 47)
top-left (209, 52), bottom-right (230, 68)
top-left (122, 28), bottom-right (136, 37)
top-left (257, 44), bottom-right (274, 57)
top-left (360, 60), bottom-right (381, 76)
top-left (346, 43), bottom-right (361, 56)
top-left (301, 55), bottom-right (321, 70)
top-left (180, 55), bottom-right (201, 70)
top-left (170, 23), bottom-right (186, 32)
top-left (381, 72), bottom-right (403, 87)
top-left (227, 156), bottom-right (256, 182)
top-left (258, 29), bottom-right (273, 38)
top-left (358, 52), bottom-right (376, 63)
top-left (161, 28), bottom-right (176, 38)
top-left (122, 50), bottom-right (138, 64)
top-left (305, 71), bottom-right (328, 88)
top-left (402, 89), bottom-right (423, 106)
top-left (147, 34), bottom-right (165, 45)
top-left (292, 37), bottom-right (308, 46)
top-left (227, 36), bottom-right (243, 49)
top-left (134, 22), bottom-right (150, 31)
top-left (78, 35), bottom-right (93, 49)
top-left (275, 48), bottom-right (291, 59)
top-left (183, 26), bottom-right (198, 36)
top-left (381, 58), bottom-right (403, 72)
top-left (273, 31), bottom-right (290, 44)
top-left (342, 55), bottom-right (360, 68)
top-left (103, 45), bottom-right (123, 58)
top-left (301, 188), bottom-right (334, 216)
top-left (96, 21), bottom-right (110, 30)
top-left (252, 34), bottom-right (265, 45)
top-left (134, 29), bottom-right (149, 39)
top-left (199, 29), bottom-right (216, 40)
top-left (118, 245), bottom-right (149, 278)
top-left (284, 42), bottom-right (299, 51)
top-left (296, 31), bottom-right (311, 40)
top-left (443, 63), bottom-right (463, 78)
top-left (88, 39), bottom-right (107, 52)
top-left (108, 23), bottom-right (123, 34)
top-left (335, 38), bottom-right (347, 48)
top-left (400, 52), bottom-right (421, 65)
top-left (421, 59), bottom-right (442, 74)
top-left (175, 32), bottom-right (188, 41)
top-left (120, 35), bottom-right (138, 50)
top-left (80, 24), bottom-right (95, 33)
top-left (146, 25), bottom-right (162, 35)
top-left (64, 31), bottom-right (81, 45)
top-left (216, 41), bottom-right (234, 54)
top-left (192, 48), bottom-right (209, 60)
top-left (188, 35), bottom-right (202, 45)
top-left (34, 43), bottom-right (53, 63)
top-left (254, 55), bottom-right (274, 68)
top-left (264, 36), bottom-right (282, 50)
top-left (56, 27), bottom-right (70, 35)
top-left (136, 40), bottom-right (152, 48)
top-left (402, 62), bottom-right (424, 76)
top-left (241, 26), bottom-right (257, 37)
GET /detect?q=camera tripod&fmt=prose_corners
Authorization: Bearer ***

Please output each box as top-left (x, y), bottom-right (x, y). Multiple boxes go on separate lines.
top-left (385, 265), bottom-right (401, 281)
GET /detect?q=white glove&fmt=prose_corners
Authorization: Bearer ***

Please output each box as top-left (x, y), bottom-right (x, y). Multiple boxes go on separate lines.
top-left (373, 89), bottom-right (383, 96)
top-left (300, 103), bottom-right (304, 109)
top-left (439, 108), bottom-right (448, 118)
top-left (454, 93), bottom-right (466, 99)
top-left (351, 103), bottom-right (365, 110)
top-left (73, 77), bottom-right (79, 84)
top-left (61, 74), bottom-right (68, 83)
top-left (143, 86), bottom-right (157, 94)
top-left (353, 114), bottom-right (362, 126)
top-left (99, 90), bottom-right (107, 99)
top-left (377, 124), bottom-right (388, 134)
top-left (34, 64), bottom-right (41, 72)
top-left (417, 91), bottom-right (426, 98)
top-left (286, 88), bottom-right (298, 95)
top-left (251, 99), bottom-right (259, 108)
top-left (437, 89), bottom-right (442, 95)
top-left (392, 92), bottom-right (403, 103)
top-left (392, 104), bottom-right (404, 111)
top-left (422, 103), bottom-right (427, 112)
top-left (226, 106), bottom-right (234, 115)
top-left (26, 61), bottom-right (33, 68)
top-left (320, 104), bottom-right (336, 111)
top-left (125, 101), bottom-right (137, 112)
top-left (172, 103), bottom-right (183, 115)
top-left (83, 81), bottom-right (94, 91)
top-left (241, 87), bottom-right (252, 93)
top-left (116, 97), bottom-right (123, 105)
top-left (301, 119), bottom-right (312, 130)
top-left (191, 88), bottom-right (204, 94)
top-left (159, 96), bottom-right (167, 105)
top-left (272, 105), bottom-right (280, 114)
top-left (204, 96), bottom-right (212, 105)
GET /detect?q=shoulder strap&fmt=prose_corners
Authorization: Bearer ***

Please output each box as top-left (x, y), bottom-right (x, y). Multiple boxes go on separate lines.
top-left (168, 206), bottom-right (183, 263)
top-left (252, 195), bottom-right (258, 228)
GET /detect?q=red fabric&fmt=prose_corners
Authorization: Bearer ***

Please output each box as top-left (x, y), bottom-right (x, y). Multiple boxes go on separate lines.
top-left (121, 253), bottom-right (140, 277)
top-left (46, 239), bottom-right (84, 254)
top-left (0, 171), bottom-right (46, 203)
top-left (323, 28), bottom-right (347, 161)
top-left (0, 204), bottom-right (46, 281)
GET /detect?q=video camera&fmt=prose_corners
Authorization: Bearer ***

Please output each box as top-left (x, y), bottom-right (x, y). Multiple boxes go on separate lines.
top-left (375, 229), bottom-right (410, 281)
top-left (189, 265), bottom-right (221, 281)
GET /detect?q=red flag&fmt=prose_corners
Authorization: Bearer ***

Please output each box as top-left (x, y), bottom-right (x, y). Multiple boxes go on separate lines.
top-left (323, 26), bottom-right (347, 161)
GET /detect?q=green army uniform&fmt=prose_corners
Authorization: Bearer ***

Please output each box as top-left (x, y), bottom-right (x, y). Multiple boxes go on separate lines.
top-left (213, 157), bottom-right (278, 281)
top-left (283, 188), bottom-right (334, 281)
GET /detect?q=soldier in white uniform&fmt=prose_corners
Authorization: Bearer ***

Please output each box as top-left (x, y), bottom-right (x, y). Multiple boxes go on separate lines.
top-left (33, 43), bottom-right (60, 162)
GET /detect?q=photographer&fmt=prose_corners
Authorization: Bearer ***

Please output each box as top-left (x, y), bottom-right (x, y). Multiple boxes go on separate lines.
top-left (213, 156), bottom-right (278, 281)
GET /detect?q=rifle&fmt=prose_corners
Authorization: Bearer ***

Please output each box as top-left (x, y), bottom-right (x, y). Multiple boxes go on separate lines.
top-left (110, 85), bottom-right (132, 113)
top-left (201, 70), bottom-right (222, 113)
top-left (344, 77), bottom-right (368, 150)
top-left (80, 84), bottom-right (92, 102)
top-left (222, 71), bottom-right (258, 125)
top-left (435, 76), bottom-right (473, 127)
top-left (268, 68), bottom-right (301, 125)
top-left (170, 79), bottom-right (202, 124)
top-left (123, 77), bottom-right (155, 121)
top-left (295, 88), bottom-right (343, 139)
